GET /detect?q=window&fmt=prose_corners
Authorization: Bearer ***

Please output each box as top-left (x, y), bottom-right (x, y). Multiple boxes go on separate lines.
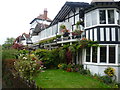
top-left (86, 47), bottom-right (91, 62)
top-left (99, 10), bottom-right (106, 24)
top-left (100, 47), bottom-right (106, 63)
top-left (108, 10), bottom-right (114, 24)
top-left (86, 13), bottom-right (91, 27)
top-left (99, 9), bottom-right (115, 24)
top-left (92, 47), bottom-right (97, 63)
top-left (92, 11), bottom-right (97, 25)
top-left (75, 15), bottom-right (79, 24)
top-left (109, 46), bottom-right (115, 63)
top-left (116, 10), bottom-right (120, 25)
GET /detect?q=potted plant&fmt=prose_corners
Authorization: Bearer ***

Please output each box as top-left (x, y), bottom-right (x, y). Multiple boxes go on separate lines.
top-left (56, 35), bottom-right (62, 41)
top-left (60, 24), bottom-right (70, 37)
top-left (72, 29), bottom-right (83, 38)
top-left (72, 21), bottom-right (84, 38)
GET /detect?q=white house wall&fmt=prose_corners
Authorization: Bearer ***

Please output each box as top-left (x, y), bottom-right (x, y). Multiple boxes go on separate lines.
top-left (84, 64), bottom-right (120, 82)
top-left (31, 36), bottom-right (40, 44)
top-left (21, 40), bottom-right (27, 45)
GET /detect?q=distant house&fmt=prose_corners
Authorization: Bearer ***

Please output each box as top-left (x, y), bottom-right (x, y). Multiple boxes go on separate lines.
top-left (13, 33), bottom-right (32, 49)
top-left (30, 9), bottom-right (52, 44)
top-left (29, 0), bottom-right (120, 82)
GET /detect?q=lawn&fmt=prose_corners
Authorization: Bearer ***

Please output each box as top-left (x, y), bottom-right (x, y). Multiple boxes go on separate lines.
top-left (33, 69), bottom-right (112, 88)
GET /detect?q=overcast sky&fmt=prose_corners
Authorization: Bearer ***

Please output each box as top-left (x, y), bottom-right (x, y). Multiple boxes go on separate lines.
top-left (0, 0), bottom-right (119, 45)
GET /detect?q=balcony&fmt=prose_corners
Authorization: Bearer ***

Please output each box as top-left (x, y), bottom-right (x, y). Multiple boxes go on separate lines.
top-left (32, 21), bottom-right (85, 46)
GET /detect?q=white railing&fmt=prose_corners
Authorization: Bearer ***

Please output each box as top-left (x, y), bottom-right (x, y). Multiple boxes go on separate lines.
top-left (31, 22), bottom-right (85, 44)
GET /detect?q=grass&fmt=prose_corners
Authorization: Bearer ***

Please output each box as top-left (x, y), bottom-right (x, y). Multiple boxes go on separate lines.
top-left (33, 69), bottom-right (112, 88)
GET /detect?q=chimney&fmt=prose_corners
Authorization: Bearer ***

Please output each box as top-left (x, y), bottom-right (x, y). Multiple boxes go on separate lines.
top-left (92, 0), bottom-right (114, 2)
top-left (44, 8), bottom-right (47, 20)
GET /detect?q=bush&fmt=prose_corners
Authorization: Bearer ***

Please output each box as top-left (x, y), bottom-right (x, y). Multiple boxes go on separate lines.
top-left (79, 69), bottom-right (91, 75)
top-left (14, 59), bottom-right (43, 80)
top-left (58, 63), bottom-right (67, 70)
top-left (2, 49), bottom-right (18, 60)
top-left (100, 75), bottom-right (113, 84)
top-left (34, 49), bottom-right (60, 69)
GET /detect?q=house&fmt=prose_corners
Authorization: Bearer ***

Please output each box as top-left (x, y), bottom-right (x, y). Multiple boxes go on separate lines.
top-left (30, 9), bottom-right (52, 44)
top-left (13, 33), bottom-right (32, 49)
top-left (30, 0), bottom-right (120, 82)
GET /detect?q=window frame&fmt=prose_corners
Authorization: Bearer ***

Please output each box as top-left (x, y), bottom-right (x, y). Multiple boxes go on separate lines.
top-left (99, 9), bottom-right (116, 25)
top-left (100, 46), bottom-right (107, 63)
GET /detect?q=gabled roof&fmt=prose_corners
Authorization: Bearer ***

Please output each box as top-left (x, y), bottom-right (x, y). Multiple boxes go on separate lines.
top-left (30, 18), bottom-right (52, 24)
top-left (14, 33), bottom-right (31, 44)
top-left (50, 2), bottom-right (89, 26)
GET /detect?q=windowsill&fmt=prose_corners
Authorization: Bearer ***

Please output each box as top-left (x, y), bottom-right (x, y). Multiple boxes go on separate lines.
top-left (84, 62), bottom-right (120, 66)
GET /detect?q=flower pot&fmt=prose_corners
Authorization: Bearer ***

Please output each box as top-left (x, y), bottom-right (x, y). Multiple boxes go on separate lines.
top-left (63, 32), bottom-right (70, 37)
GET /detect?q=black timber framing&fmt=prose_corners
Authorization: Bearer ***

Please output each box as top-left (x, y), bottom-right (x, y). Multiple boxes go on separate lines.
top-left (92, 28), bottom-right (94, 41)
top-left (104, 28), bottom-right (106, 41)
top-left (109, 28), bottom-right (112, 41)
top-left (50, 2), bottom-right (89, 26)
top-left (115, 27), bottom-right (118, 41)
top-left (97, 27), bottom-right (100, 41)
top-left (85, 25), bottom-right (120, 44)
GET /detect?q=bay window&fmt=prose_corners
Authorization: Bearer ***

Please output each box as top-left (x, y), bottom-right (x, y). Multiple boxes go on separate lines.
top-left (85, 45), bottom-right (117, 64)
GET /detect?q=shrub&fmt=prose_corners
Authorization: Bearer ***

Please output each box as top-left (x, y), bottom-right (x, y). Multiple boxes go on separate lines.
top-left (2, 49), bottom-right (18, 60)
top-left (14, 59), bottom-right (43, 80)
top-left (34, 49), bottom-right (60, 69)
top-left (58, 63), bottom-right (67, 70)
top-left (79, 69), bottom-right (91, 75)
top-left (100, 76), bottom-right (112, 84)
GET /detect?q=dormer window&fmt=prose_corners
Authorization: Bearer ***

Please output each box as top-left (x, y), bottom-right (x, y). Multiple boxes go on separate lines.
top-left (99, 9), bottom-right (115, 24)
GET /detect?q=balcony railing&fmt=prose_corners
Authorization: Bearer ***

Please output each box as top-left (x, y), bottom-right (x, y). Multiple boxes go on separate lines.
top-left (31, 21), bottom-right (84, 44)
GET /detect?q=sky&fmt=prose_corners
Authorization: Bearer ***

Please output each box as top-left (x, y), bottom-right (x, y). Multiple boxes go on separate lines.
top-left (0, 0), bottom-right (119, 45)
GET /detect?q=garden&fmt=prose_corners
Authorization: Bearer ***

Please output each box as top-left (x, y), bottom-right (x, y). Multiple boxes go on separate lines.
top-left (2, 39), bottom-right (120, 88)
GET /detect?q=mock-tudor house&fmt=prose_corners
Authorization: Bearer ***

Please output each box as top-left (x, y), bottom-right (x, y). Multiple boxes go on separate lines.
top-left (30, 0), bottom-right (120, 82)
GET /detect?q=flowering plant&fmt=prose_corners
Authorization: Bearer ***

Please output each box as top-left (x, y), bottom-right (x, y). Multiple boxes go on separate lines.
top-left (14, 49), bottom-right (45, 79)
top-left (104, 67), bottom-right (115, 77)
top-left (58, 63), bottom-right (67, 70)
top-left (72, 30), bottom-right (83, 36)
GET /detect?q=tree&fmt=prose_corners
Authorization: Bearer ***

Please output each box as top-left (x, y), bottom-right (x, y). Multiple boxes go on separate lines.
top-left (2, 37), bottom-right (15, 49)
